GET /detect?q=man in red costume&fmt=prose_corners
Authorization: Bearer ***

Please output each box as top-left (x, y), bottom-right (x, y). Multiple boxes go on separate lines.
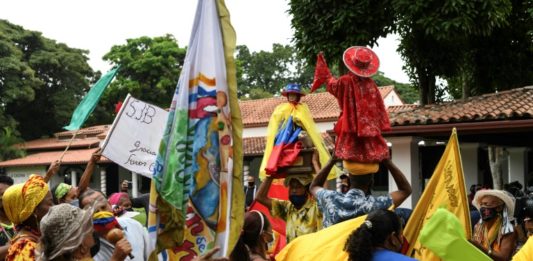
top-left (311, 46), bottom-right (390, 164)
top-left (310, 47), bottom-right (411, 228)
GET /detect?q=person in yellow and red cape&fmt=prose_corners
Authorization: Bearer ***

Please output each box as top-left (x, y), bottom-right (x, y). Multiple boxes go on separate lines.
top-left (310, 47), bottom-right (390, 165)
top-left (254, 83), bottom-right (337, 247)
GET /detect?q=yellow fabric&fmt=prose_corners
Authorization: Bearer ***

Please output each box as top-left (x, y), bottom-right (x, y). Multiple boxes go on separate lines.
top-left (259, 102), bottom-right (339, 180)
top-left (513, 236), bottom-right (533, 261)
top-left (271, 198), bottom-right (322, 243)
top-left (217, 0), bottom-right (244, 256)
top-left (92, 211), bottom-right (114, 219)
top-left (403, 128), bottom-right (471, 260)
top-left (276, 213), bottom-right (366, 260)
top-left (473, 216), bottom-right (502, 250)
top-left (342, 160), bottom-right (379, 175)
top-left (3, 174), bottom-right (49, 225)
top-left (6, 235), bottom-right (38, 261)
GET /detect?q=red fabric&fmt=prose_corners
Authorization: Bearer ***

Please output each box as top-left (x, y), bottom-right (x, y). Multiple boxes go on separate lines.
top-left (277, 142), bottom-right (303, 168)
top-left (312, 53), bottom-right (390, 162)
top-left (310, 53), bottom-right (332, 93)
top-left (265, 142), bottom-right (302, 178)
top-left (249, 182), bottom-right (288, 256)
top-left (114, 101), bottom-right (123, 114)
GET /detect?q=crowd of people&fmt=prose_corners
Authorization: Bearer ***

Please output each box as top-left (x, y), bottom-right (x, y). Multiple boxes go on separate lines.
top-left (1, 45), bottom-right (533, 261)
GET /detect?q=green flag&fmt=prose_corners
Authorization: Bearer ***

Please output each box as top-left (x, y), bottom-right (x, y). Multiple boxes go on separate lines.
top-left (64, 66), bottom-right (119, 131)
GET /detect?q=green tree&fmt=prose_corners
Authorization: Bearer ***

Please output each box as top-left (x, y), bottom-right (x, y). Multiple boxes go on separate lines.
top-left (0, 127), bottom-right (25, 161)
top-left (393, 0), bottom-right (513, 104)
top-left (1, 20), bottom-right (94, 140)
top-left (89, 35), bottom-right (187, 124)
top-left (236, 44), bottom-right (313, 97)
top-left (372, 71), bottom-right (419, 104)
top-left (289, 0), bottom-right (531, 105)
top-left (289, 0), bottom-right (395, 71)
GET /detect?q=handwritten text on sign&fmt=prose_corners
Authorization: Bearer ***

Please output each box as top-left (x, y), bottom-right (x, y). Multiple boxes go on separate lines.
top-left (101, 94), bottom-right (168, 177)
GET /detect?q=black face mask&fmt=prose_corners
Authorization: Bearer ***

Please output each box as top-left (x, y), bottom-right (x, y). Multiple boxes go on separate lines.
top-left (248, 182), bottom-right (255, 187)
top-left (480, 207), bottom-right (499, 221)
top-left (289, 194), bottom-right (307, 207)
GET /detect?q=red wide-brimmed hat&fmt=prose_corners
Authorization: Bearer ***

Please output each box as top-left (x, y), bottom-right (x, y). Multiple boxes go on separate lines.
top-left (343, 46), bottom-right (380, 78)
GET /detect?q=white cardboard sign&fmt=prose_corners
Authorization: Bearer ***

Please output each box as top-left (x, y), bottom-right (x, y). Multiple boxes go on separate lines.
top-left (101, 94), bottom-right (168, 177)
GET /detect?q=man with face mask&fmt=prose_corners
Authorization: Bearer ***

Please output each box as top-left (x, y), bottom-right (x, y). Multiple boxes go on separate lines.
top-left (255, 152), bottom-right (323, 243)
top-left (471, 189), bottom-right (518, 261)
top-left (244, 176), bottom-right (256, 211)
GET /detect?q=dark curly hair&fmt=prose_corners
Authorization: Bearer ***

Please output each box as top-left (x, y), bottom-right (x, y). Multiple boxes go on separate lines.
top-left (344, 209), bottom-right (401, 261)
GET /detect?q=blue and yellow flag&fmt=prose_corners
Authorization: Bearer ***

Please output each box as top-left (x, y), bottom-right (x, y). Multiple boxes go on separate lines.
top-left (147, 0), bottom-right (243, 259)
top-left (402, 128), bottom-right (471, 260)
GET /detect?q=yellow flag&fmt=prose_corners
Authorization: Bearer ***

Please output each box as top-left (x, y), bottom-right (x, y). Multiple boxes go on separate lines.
top-left (403, 128), bottom-right (471, 260)
top-left (276, 214), bottom-right (366, 261)
top-left (513, 236), bottom-right (533, 261)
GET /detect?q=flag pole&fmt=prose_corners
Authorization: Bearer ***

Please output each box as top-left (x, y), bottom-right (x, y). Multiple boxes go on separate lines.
top-left (44, 129), bottom-right (79, 182)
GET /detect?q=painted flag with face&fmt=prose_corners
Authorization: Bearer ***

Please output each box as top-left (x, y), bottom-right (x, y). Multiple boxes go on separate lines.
top-left (147, 0), bottom-right (243, 259)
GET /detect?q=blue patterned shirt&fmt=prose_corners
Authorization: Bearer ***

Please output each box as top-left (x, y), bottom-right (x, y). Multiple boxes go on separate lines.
top-left (316, 188), bottom-right (392, 227)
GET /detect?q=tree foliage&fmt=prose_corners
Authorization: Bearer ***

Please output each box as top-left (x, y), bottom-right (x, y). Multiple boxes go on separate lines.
top-left (236, 44), bottom-right (313, 97)
top-left (372, 71), bottom-right (418, 104)
top-left (89, 35), bottom-right (187, 124)
top-left (289, 0), bottom-right (395, 71)
top-left (289, 0), bottom-right (533, 105)
top-left (0, 19), bottom-right (94, 140)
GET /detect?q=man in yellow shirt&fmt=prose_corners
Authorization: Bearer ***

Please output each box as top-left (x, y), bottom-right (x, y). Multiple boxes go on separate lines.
top-left (255, 173), bottom-right (322, 243)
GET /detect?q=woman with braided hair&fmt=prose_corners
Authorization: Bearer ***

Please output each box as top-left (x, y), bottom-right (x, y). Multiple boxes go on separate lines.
top-left (230, 211), bottom-right (274, 261)
top-left (344, 209), bottom-right (416, 261)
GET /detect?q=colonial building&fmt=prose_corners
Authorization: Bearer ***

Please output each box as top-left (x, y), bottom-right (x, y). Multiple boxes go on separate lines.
top-left (2, 86), bottom-right (531, 209)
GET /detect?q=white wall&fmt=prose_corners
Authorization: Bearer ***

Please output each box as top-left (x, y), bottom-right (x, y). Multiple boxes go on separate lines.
top-left (383, 92), bottom-right (404, 107)
top-left (6, 166), bottom-right (46, 184)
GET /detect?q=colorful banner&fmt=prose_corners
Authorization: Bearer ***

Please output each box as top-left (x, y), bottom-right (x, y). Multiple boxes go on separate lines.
top-left (402, 128), bottom-right (471, 260)
top-left (101, 94), bottom-right (168, 177)
top-left (148, 0), bottom-right (243, 259)
top-left (64, 66), bottom-right (119, 131)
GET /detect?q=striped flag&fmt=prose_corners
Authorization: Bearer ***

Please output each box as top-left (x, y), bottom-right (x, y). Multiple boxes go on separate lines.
top-left (147, 0), bottom-right (243, 259)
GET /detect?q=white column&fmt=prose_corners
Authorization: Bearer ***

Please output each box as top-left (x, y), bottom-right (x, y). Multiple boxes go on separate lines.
top-left (460, 143), bottom-right (480, 189)
top-left (507, 147), bottom-right (527, 186)
top-left (132, 172), bottom-right (139, 198)
top-left (386, 136), bottom-right (421, 209)
top-left (100, 169), bottom-right (107, 195)
top-left (71, 170), bottom-right (78, 187)
top-left (243, 164), bottom-right (250, 186)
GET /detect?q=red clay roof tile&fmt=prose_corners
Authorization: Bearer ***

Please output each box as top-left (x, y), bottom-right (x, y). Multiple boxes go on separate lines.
top-left (0, 148), bottom-right (110, 167)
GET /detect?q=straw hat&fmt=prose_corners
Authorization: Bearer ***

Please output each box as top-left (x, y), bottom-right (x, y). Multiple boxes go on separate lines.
top-left (284, 174), bottom-right (313, 187)
top-left (342, 46), bottom-right (380, 78)
top-left (472, 189), bottom-right (516, 217)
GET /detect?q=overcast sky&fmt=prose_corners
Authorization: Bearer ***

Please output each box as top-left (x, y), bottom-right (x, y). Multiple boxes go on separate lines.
top-left (0, 0), bottom-right (409, 83)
